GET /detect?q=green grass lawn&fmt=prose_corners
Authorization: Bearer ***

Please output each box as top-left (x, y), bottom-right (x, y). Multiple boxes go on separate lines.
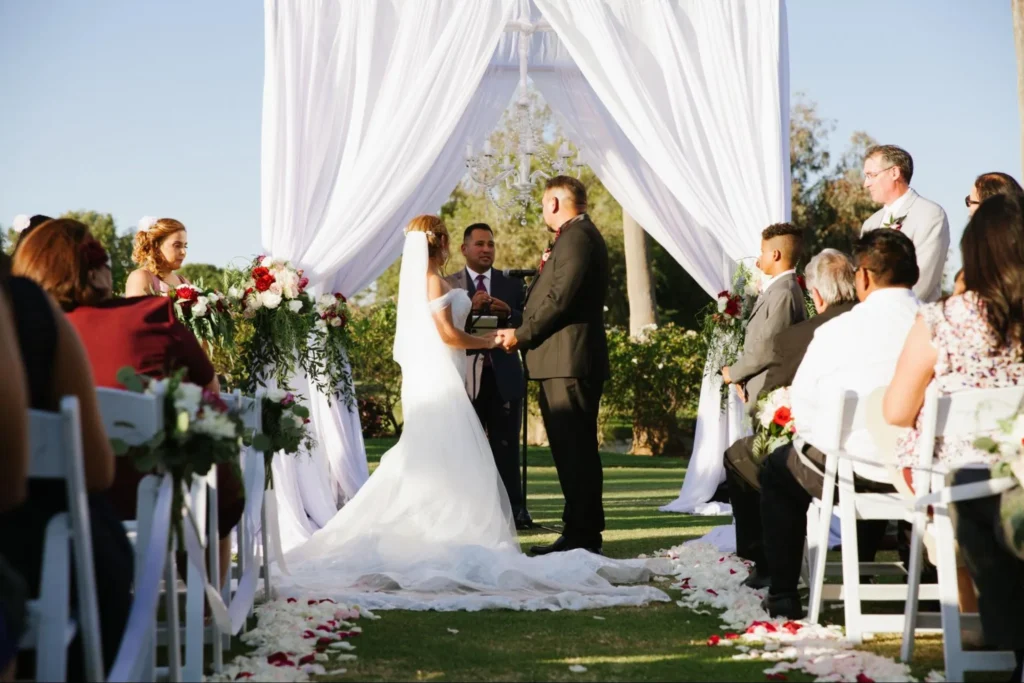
top-left (294, 439), bottom-right (958, 682)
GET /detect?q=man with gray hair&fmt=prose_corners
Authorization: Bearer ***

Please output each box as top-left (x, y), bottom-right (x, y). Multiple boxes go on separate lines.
top-left (861, 144), bottom-right (949, 302)
top-left (726, 248), bottom-right (858, 589)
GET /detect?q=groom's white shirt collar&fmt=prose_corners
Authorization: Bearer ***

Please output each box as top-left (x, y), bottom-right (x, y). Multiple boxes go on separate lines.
top-left (466, 266), bottom-right (492, 294)
top-left (761, 268), bottom-right (796, 295)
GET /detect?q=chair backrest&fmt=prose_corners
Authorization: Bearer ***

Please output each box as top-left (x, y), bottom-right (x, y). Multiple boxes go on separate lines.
top-left (810, 387), bottom-right (875, 455)
top-left (916, 384), bottom-right (1024, 466)
top-left (27, 396), bottom-right (106, 681)
top-left (96, 387), bottom-right (163, 446)
top-left (221, 389), bottom-right (261, 432)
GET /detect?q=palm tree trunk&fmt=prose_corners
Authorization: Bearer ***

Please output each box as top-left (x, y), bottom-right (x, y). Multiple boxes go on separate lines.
top-left (623, 212), bottom-right (658, 338)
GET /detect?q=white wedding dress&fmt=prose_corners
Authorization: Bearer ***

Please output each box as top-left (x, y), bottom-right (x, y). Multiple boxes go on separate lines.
top-left (272, 232), bottom-right (670, 611)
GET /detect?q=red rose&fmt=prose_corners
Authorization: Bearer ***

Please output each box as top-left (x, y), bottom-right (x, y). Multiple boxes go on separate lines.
top-left (298, 276), bottom-right (309, 291)
top-left (855, 675), bottom-right (875, 683)
top-left (717, 290), bottom-right (730, 299)
top-left (706, 635), bottom-right (721, 646)
top-left (176, 286), bottom-right (199, 302)
top-left (724, 296), bottom-right (741, 317)
top-left (334, 292), bottom-right (346, 302)
top-left (255, 274), bottom-right (276, 292)
top-left (796, 274), bottom-right (806, 290)
top-left (252, 266), bottom-right (270, 279)
top-left (773, 406), bottom-right (792, 427)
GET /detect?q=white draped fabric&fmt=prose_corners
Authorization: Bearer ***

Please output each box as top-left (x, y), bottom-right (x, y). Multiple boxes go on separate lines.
top-left (513, 0), bottom-right (791, 514)
top-left (261, 0), bottom-right (790, 544)
top-left (261, 0), bottom-right (517, 549)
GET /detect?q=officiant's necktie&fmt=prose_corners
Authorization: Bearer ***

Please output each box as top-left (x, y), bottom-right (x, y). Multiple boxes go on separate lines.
top-left (475, 274), bottom-right (491, 367)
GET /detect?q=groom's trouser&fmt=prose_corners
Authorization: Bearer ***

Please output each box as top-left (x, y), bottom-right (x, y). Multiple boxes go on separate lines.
top-left (472, 365), bottom-right (524, 516)
top-left (538, 377), bottom-right (605, 545)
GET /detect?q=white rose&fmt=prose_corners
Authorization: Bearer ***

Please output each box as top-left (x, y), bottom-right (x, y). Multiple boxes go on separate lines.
top-left (261, 291), bottom-right (283, 310)
top-left (228, 287), bottom-right (242, 300)
top-left (318, 293), bottom-right (335, 308)
top-left (716, 296), bottom-right (728, 313)
top-left (207, 292), bottom-right (220, 304)
top-left (288, 299), bottom-right (304, 313)
top-left (330, 316), bottom-right (342, 328)
top-left (192, 296), bottom-right (209, 317)
top-left (266, 388), bottom-right (288, 402)
top-left (137, 215), bottom-right (158, 232)
top-left (260, 256), bottom-right (273, 269)
top-left (288, 413), bottom-right (305, 430)
top-left (12, 214), bottom-right (30, 232)
top-left (174, 382), bottom-right (204, 419)
top-left (193, 412), bottom-right (237, 440)
top-left (314, 319), bottom-right (328, 334)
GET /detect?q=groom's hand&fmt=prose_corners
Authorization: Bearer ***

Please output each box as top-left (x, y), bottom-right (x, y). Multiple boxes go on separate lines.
top-left (721, 366), bottom-right (732, 384)
top-left (496, 329), bottom-right (519, 352)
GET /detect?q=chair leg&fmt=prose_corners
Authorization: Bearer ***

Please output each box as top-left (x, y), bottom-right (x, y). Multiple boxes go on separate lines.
top-left (261, 501), bottom-right (272, 601)
top-left (838, 462), bottom-right (863, 643)
top-left (934, 504), bottom-right (966, 682)
top-left (808, 496), bottom-right (833, 624)
top-left (165, 533), bottom-right (183, 683)
top-left (37, 515), bottom-right (71, 683)
top-left (900, 508), bottom-right (928, 663)
top-left (184, 481), bottom-right (206, 682)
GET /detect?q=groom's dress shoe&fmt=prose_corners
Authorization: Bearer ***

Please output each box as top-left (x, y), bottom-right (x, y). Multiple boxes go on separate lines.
top-left (514, 510), bottom-right (534, 531)
top-left (530, 535), bottom-right (602, 556)
top-left (741, 568), bottom-right (772, 590)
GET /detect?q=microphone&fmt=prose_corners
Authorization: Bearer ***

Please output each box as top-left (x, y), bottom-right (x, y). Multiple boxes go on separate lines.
top-left (502, 268), bottom-right (538, 278)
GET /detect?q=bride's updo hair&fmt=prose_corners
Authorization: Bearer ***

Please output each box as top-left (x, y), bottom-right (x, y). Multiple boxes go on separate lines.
top-left (405, 215), bottom-right (449, 261)
top-left (132, 217), bottom-right (186, 274)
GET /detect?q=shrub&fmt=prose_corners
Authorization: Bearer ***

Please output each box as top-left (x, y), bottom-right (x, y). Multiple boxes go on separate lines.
top-left (358, 396), bottom-right (390, 438)
top-left (603, 324), bottom-right (705, 455)
top-left (345, 300), bottom-right (403, 434)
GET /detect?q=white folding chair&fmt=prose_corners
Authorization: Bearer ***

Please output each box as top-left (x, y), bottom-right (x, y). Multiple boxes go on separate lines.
top-left (20, 397), bottom-right (105, 682)
top-left (804, 387), bottom-right (942, 641)
top-left (900, 384), bottom-right (1022, 680)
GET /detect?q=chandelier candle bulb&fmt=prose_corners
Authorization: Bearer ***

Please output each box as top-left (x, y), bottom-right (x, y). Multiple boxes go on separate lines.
top-left (482, 140), bottom-right (494, 156)
top-left (464, 144), bottom-right (474, 160)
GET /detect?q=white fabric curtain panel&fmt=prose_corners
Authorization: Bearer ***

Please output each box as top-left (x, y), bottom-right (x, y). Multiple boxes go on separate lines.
top-left (261, 0), bottom-right (516, 548)
top-left (532, 0), bottom-right (790, 514)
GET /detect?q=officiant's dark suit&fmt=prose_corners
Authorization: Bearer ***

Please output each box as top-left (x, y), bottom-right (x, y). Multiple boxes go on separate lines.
top-left (446, 228), bottom-right (528, 523)
top-left (512, 183), bottom-right (610, 553)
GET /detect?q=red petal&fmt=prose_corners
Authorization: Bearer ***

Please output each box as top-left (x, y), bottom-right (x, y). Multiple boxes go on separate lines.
top-left (724, 633), bottom-right (739, 640)
top-left (766, 675), bottom-right (787, 681)
top-left (302, 630), bottom-right (315, 639)
top-left (298, 654), bottom-right (316, 666)
top-left (267, 652), bottom-right (289, 664)
top-left (707, 635), bottom-right (721, 646)
top-left (308, 599), bottom-right (318, 605)
top-left (729, 569), bottom-right (737, 575)
top-left (235, 674), bottom-right (253, 680)
top-left (319, 598), bottom-right (336, 604)
top-left (856, 675), bottom-right (875, 683)
top-left (286, 598), bottom-right (297, 603)
top-left (706, 589), bottom-right (719, 596)
top-left (317, 637), bottom-right (335, 646)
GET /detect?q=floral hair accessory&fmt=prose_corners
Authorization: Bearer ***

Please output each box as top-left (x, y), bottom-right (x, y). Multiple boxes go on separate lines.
top-left (137, 215), bottom-right (158, 232)
top-left (80, 239), bottom-right (110, 270)
top-left (12, 214), bottom-right (30, 232)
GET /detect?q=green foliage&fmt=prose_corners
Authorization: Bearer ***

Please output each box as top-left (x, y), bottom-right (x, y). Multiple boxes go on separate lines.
top-left (603, 324), bottom-right (705, 455)
top-left (61, 210), bottom-right (136, 295)
top-left (345, 300), bottom-right (403, 434)
top-left (178, 263), bottom-right (227, 288)
top-left (251, 393), bottom-right (315, 488)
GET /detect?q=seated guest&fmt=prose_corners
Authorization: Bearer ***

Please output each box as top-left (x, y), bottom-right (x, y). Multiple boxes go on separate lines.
top-left (722, 223), bottom-right (807, 410)
top-left (125, 217), bottom-right (191, 296)
top-left (0, 251), bottom-right (131, 676)
top-left (861, 144), bottom-right (949, 303)
top-left (965, 171), bottom-right (1024, 216)
top-left (12, 219), bottom-right (242, 586)
top-left (727, 248), bottom-right (857, 588)
top-left (884, 195), bottom-right (1024, 621)
top-left (0, 279), bottom-right (29, 683)
top-left (758, 229), bottom-right (921, 618)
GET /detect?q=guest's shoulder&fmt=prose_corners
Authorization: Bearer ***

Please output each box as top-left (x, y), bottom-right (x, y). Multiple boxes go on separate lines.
top-left (861, 206), bottom-right (885, 230)
top-left (910, 191), bottom-right (947, 219)
top-left (68, 295), bottom-right (174, 324)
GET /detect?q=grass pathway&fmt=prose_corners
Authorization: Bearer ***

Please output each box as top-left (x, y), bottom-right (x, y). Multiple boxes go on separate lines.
top-left (280, 439), bottom-right (956, 681)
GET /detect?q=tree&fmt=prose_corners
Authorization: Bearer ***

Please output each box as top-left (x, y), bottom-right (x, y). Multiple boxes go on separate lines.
top-left (623, 212), bottom-right (658, 337)
top-left (179, 263), bottom-right (227, 289)
top-left (61, 210), bottom-right (136, 295)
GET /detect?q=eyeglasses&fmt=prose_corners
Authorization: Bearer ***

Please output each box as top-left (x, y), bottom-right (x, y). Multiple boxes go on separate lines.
top-left (863, 166), bottom-right (895, 180)
top-left (965, 195), bottom-right (982, 208)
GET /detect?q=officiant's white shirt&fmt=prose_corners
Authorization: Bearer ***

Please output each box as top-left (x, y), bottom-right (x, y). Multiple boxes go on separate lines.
top-left (790, 287), bottom-right (920, 481)
top-left (466, 266), bottom-right (492, 295)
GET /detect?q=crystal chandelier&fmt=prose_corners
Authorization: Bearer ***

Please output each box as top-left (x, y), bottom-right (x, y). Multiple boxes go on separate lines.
top-left (464, 19), bottom-right (585, 225)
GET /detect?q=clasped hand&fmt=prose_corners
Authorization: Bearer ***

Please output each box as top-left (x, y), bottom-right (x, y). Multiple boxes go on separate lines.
top-left (492, 328), bottom-right (518, 352)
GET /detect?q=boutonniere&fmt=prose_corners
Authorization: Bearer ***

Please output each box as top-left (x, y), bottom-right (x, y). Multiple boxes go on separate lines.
top-left (882, 214), bottom-right (908, 231)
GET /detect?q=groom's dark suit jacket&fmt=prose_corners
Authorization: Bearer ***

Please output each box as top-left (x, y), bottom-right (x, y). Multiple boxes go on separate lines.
top-left (447, 268), bottom-right (526, 402)
top-left (516, 214), bottom-right (609, 381)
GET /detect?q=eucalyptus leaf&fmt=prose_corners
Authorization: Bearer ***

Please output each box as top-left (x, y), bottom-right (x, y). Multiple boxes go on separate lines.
top-left (116, 366), bottom-right (145, 393)
top-left (974, 436), bottom-right (1000, 453)
top-left (252, 432), bottom-right (273, 453)
top-left (291, 405), bottom-right (310, 419)
top-left (110, 438), bottom-right (129, 456)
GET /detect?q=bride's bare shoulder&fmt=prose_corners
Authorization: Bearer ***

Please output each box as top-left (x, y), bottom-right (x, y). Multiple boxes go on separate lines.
top-left (426, 272), bottom-right (451, 300)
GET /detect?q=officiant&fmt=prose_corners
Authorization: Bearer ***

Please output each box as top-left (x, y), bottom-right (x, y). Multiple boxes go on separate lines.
top-left (447, 224), bottom-right (531, 529)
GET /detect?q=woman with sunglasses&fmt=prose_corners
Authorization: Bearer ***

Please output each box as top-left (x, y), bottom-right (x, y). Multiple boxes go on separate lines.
top-left (965, 172), bottom-right (1023, 216)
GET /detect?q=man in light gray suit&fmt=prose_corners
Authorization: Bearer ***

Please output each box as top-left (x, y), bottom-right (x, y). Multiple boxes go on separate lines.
top-left (860, 144), bottom-right (949, 303)
top-left (722, 223), bottom-right (807, 412)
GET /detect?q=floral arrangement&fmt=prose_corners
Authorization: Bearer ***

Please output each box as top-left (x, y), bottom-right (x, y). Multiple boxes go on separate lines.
top-left (236, 256), bottom-right (354, 406)
top-left (973, 414), bottom-right (1024, 559)
top-left (796, 273), bottom-right (816, 320)
top-left (751, 387), bottom-right (796, 460)
top-left (250, 389), bottom-right (315, 488)
top-left (698, 262), bottom-right (759, 408)
top-left (164, 282), bottom-right (237, 348)
top-left (111, 366), bottom-right (244, 537)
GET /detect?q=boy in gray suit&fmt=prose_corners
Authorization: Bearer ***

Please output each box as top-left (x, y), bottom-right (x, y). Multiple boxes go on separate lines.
top-left (722, 223), bottom-right (806, 410)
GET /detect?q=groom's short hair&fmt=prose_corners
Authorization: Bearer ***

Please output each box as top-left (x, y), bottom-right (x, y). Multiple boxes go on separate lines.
top-left (853, 229), bottom-right (919, 288)
top-left (545, 176), bottom-right (587, 211)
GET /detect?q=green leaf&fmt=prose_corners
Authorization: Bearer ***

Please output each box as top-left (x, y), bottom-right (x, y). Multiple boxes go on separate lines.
top-left (110, 438), bottom-right (129, 456)
top-left (974, 436), bottom-right (1001, 453)
top-left (116, 366), bottom-right (145, 393)
top-left (252, 432), bottom-right (273, 453)
top-left (291, 404), bottom-right (310, 419)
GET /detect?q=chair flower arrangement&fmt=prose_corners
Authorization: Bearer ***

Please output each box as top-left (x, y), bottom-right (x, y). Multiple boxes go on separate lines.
top-left (698, 262), bottom-right (759, 408)
top-left (973, 413), bottom-right (1024, 559)
top-left (751, 386), bottom-right (797, 460)
top-left (164, 282), bottom-right (238, 348)
top-left (250, 389), bottom-right (316, 489)
top-left (111, 367), bottom-right (245, 540)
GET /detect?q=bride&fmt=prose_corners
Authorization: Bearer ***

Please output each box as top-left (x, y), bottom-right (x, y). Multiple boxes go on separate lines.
top-left (274, 215), bottom-right (670, 611)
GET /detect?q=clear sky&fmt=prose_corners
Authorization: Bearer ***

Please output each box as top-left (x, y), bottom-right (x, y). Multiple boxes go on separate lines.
top-left (1, 0), bottom-right (1019, 271)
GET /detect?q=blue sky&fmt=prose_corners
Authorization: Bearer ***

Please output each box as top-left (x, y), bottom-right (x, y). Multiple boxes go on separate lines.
top-left (1, 0), bottom-right (1018, 273)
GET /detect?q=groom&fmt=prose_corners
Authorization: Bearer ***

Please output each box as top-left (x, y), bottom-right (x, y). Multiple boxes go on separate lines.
top-left (496, 176), bottom-right (609, 555)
